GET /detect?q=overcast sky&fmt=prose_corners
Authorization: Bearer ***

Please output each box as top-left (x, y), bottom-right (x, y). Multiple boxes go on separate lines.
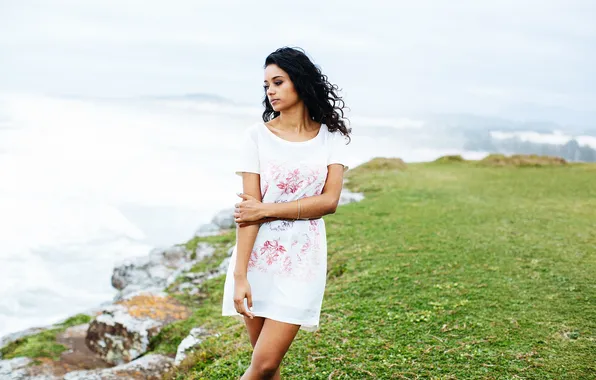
top-left (1, 0), bottom-right (594, 125)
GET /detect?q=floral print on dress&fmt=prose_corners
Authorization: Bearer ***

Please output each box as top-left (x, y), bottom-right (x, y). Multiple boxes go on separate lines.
top-left (261, 239), bottom-right (286, 264)
top-left (248, 225), bottom-right (324, 282)
top-left (247, 248), bottom-right (259, 270)
top-left (248, 238), bottom-right (287, 273)
top-left (261, 181), bottom-right (269, 198)
top-left (277, 168), bottom-right (303, 194)
top-left (246, 159), bottom-right (328, 281)
top-left (268, 220), bottom-right (294, 231)
top-left (264, 162), bottom-right (325, 201)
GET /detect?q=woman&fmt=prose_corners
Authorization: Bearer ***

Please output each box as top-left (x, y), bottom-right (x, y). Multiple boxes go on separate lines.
top-left (221, 46), bottom-right (351, 379)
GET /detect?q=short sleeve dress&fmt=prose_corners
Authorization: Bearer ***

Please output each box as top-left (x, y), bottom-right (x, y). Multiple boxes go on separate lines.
top-left (221, 122), bottom-right (350, 332)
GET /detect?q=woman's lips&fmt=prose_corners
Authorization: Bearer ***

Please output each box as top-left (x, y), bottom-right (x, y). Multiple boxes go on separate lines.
top-left (271, 99), bottom-right (280, 104)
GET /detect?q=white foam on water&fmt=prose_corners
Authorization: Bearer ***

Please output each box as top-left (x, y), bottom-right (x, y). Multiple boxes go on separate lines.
top-left (0, 93), bottom-right (252, 337)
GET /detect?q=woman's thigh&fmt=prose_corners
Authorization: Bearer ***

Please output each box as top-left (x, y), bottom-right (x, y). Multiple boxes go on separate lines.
top-left (251, 318), bottom-right (301, 368)
top-left (243, 316), bottom-right (266, 348)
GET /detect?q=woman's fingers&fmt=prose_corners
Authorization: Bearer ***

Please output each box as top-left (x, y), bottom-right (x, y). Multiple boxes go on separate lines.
top-left (234, 299), bottom-right (254, 319)
top-left (238, 221), bottom-right (256, 227)
top-left (247, 292), bottom-right (253, 310)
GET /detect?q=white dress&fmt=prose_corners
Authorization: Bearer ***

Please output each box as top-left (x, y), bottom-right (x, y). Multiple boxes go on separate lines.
top-left (221, 121), bottom-right (350, 332)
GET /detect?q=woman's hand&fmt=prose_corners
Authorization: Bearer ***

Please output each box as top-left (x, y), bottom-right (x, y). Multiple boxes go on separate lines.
top-left (233, 275), bottom-right (254, 319)
top-left (234, 193), bottom-right (266, 224)
top-left (237, 216), bottom-right (280, 228)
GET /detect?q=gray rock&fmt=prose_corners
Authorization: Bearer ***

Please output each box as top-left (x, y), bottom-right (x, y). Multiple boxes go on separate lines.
top-left (174, 253), bottom-right (233, 296)
top-left (194, 222), bottom-right (221, 237)
top-left (194, 208), bottom-right (235, 237)
top-left (339, 189), bottom-right (365, 205)
top-left (85, 303), bottom-right (161, 365)
top-left (63, 353), bottom-right (173, 380)
top-left (193, 243), bottom-right (218, 262)
top-left (111, 243), bottom-right (215, 297)
top-left (0, 357), bottom-right (34, 379)
top-left (193, 257), bottom-right (231, 285)
top-left (174, 327), bottom-right (210, 365)
top-left (177, 282), bottom-right (194, 291)
top-left (217, 257), bottom-right (231, 273)
top-left (211, 208), bottom-right (235, 229)
top-left (85, 291), bottom-right (189, 366)
top-left (0, 356), bottom-right (59, 379)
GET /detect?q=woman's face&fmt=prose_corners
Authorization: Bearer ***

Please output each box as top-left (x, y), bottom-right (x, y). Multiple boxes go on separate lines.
top-left (263, 64), bottom-right (299, 111)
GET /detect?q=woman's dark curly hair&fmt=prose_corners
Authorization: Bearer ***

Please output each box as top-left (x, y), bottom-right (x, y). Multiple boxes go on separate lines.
top-left (262, 46), bottom-right (351, 143)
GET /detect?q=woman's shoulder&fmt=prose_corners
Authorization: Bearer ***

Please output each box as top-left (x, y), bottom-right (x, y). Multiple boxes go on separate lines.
top-left (246, 121), bottom-right (263, 132)
top-left (323, 124), bottom-right (347, 141)
top-left (240, 122), bottom-right (264, 139)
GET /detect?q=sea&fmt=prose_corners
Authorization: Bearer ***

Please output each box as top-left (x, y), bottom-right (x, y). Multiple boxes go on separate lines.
top-left (0, 92), bottom-right (495, 338)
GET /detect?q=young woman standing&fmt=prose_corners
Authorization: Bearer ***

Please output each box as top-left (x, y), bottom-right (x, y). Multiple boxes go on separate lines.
top-left (222, 46), bottom-right (351, 379)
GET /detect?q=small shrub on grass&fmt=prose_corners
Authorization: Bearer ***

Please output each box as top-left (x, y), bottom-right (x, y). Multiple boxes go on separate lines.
top-left (359, 157), bottom-right (407, 171)
top-left (434, 155), bottom-right (465, 163)
top-left (480, 153), bottom-right (567, 167)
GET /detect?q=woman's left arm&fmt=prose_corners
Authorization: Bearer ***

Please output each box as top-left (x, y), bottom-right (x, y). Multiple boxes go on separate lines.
top-left (234, 164), bottom-right (345, 224)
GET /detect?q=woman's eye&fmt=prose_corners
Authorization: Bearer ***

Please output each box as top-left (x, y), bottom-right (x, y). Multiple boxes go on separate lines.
top-left (263, 81), bottom-right (281, 90)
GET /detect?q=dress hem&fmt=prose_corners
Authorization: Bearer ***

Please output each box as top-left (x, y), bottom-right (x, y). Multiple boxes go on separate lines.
top-left (221, 311), bottom-right (320, 332)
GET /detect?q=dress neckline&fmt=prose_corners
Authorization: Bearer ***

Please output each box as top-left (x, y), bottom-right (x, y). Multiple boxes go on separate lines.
top-left (261, 122), bottom-right (324, 145)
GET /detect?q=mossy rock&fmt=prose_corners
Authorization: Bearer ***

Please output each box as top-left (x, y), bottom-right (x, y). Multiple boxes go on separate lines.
top-left (0, 314), bottom-right (92, 360)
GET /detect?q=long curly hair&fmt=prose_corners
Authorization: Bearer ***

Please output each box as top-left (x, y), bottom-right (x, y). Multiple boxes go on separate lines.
top-left (262, 46), bottom-right (351, 143)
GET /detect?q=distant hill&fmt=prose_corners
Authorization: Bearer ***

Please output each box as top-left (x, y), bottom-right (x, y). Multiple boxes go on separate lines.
top-left (140, 93), bottom-right (232, 103)
top-left (463, 131), bottom-right (596, 162)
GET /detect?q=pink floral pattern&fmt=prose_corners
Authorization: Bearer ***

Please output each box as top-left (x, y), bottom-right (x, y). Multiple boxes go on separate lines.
top-left (261, 181), bottom-right (269, 198)
top-left (276, 168), bottom-right (303, 194)
top-left (246, 160), bottom-right (328, 281)
top-left (261, 239), bottom-right (286, 264)
top-left (247, 248), bottom-right (259, 270)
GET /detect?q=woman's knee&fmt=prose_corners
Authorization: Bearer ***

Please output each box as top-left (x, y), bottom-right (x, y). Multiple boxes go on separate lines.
top-left (251, 358), bottom-right (280, 378)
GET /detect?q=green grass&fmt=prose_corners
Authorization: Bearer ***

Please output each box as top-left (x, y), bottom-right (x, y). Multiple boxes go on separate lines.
top-left (0, 314), bottom-right (92, 360)
top-left (159, 159), bottom-right (596, 379)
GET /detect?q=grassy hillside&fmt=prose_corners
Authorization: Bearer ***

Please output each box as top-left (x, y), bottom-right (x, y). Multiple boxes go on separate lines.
top-left (159, 158), bottom-right (596, 379)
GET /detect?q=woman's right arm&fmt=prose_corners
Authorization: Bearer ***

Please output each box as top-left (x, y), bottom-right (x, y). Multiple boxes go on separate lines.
top-left (233, 172), bottom-right (262, 319)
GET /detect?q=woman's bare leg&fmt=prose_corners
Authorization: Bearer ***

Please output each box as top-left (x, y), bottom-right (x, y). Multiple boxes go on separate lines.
top-left (244, 315), bottom-right (265, 347)
top-left (240, 318), bottom-right (300, 380)
top-left (243, 316), bottom-right (281, 379)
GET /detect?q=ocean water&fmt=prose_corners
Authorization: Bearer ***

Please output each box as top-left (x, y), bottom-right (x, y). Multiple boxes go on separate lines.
top-left (0, 94), bottom-right (254, 337)
top-left (0, 93), bottom-right (489, 338)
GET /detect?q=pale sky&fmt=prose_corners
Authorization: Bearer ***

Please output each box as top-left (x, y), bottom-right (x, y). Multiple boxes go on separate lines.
top-left (1, 0), bottom-right (594, 125)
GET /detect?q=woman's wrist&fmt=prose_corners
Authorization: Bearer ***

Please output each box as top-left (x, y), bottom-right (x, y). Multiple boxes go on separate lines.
top-left (261, 203), bottom-right (273, 218)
